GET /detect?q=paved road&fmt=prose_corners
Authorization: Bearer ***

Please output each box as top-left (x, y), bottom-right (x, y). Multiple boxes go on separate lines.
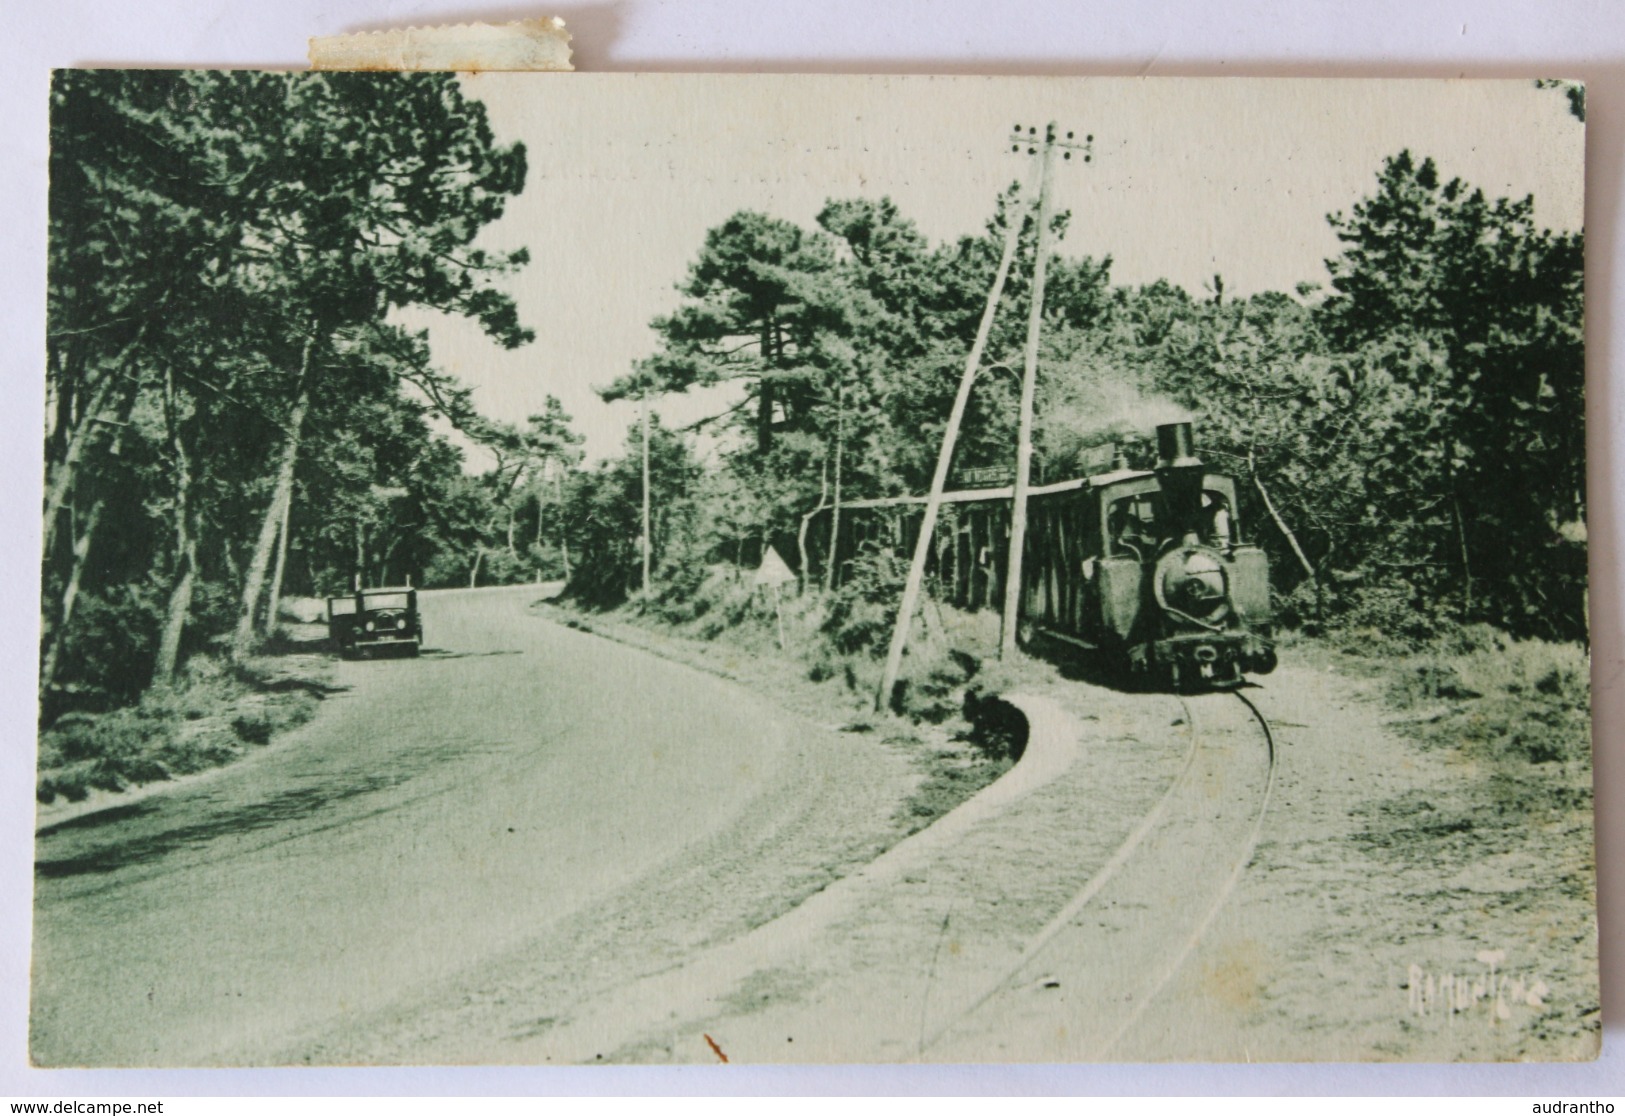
top-left (30, 587), bottom-right (806, 1067)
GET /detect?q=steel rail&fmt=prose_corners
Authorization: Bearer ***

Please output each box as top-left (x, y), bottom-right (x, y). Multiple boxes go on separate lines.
top-left (917, 691), bottom-right (1207, 1055)
top-left (1095, 689), bottom-right (1278, 1057)
top-left (920, 687), bottom-right (1278, 1059)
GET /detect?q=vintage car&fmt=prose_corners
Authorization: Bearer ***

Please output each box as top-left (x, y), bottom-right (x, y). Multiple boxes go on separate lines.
top-left (326, 586), bottom-right (422, 659)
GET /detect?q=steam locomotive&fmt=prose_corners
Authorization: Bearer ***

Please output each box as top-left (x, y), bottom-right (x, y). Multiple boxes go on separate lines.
top-left (810, 420), bottom-right (1277, 691)
top-left (1017, 421), bottom-right (1277, 689)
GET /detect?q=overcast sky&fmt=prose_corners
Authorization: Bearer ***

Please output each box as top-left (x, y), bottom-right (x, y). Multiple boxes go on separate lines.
top-left (407, 74), bottom-right (1584, 465)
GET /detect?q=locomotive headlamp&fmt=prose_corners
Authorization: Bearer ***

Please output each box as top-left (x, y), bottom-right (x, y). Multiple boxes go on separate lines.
top-left (1172, 551), bottom-right (1227, 614)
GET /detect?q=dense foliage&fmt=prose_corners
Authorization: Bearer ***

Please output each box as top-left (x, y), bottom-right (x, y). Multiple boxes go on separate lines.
top-left (45, 71), bottom-right (1586, 734)
top-left (43, 70), bottom-right (542, 719)
top-left (571, 152), bottom-right (1587, 655)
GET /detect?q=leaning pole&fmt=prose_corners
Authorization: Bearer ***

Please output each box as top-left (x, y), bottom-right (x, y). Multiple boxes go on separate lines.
top-left (875, 159), bottom-right (1033, 712)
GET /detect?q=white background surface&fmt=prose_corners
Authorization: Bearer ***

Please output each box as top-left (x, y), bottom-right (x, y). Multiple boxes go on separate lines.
top-left (1, 0), bottom-right (1620, 1097)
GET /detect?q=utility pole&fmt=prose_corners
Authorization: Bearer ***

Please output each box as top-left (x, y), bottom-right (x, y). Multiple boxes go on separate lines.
top-left (554, 463), bottom-right (571, 582)
top-left (1000, 121), bottom-right (1090, 660)
top-left (875, 139), bottom-right (1036, 712)
top-left (641, 386), bottom-right (652, 596)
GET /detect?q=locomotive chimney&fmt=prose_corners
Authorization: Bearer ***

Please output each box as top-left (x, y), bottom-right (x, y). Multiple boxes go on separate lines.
top-left (1155, 421), bottom-right (1205, 541)
top-left (1155, 421), bottom-right (1201, 471)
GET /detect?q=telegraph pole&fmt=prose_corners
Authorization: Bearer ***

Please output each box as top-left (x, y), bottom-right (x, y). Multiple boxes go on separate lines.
top-left (641, 386), bottom-right (652, 596)
top-left (1000, 122), bottom-right (1090, 660)
top-left (875, 134), bottom-right (1037, 712)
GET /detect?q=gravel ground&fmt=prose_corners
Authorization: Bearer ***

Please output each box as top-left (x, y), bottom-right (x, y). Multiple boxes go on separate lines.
top-left (37, 585), bottom-right (1594, 1065)
top-left (456, 630), bottom-right (1599, 1064)
top-left (1115, 661), bottom-right (1600, 1062)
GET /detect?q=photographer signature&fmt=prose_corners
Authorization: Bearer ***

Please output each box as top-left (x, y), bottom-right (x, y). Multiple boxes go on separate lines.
top-left (1407, 950), bottom-right (1549, 1022)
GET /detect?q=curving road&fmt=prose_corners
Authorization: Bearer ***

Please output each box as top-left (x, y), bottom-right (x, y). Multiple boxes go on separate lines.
top-left (31, 586), bottom-right (896, 1067)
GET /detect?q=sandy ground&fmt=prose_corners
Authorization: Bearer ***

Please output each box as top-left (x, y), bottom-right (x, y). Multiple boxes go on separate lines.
top-left (33, 589), bottom-right (1597, 1065)
top-left (435, 643), bottom-right (1597, 1065)
top-left (1114, 662), bottom-right (1599, 1062)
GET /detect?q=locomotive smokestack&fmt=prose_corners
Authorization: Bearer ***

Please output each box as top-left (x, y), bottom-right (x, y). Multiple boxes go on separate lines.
top-left (1155, 421), bottom-right (1205, 542)
top-left (1155, 421), bottom-right (1201, 471)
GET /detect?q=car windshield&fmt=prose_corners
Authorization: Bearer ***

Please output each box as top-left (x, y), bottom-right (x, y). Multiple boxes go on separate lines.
top-left (361, 593), bottom-right (411, 610)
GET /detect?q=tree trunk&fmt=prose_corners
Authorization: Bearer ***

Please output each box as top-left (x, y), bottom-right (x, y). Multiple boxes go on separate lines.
top-left (354, 521), bottom-right (365, 589)
top-left (263, 492), bottom-right (292, 636)
top-left (1454, 495), bottom-right (1474, 618)
top-left (233, 339), bottom-right (315, 658)
top-left (553, 470), bottom-right (571, 581)
top-left (42, 374), bottom-right (111, 559)
top-left (756, 321), bottom-right (775, 460)
top-left (469, 547), bottom-right (483, 589)
top-left (42, 366), bottom-right (134, 560)
top-left (824, 383), bottom-right (844, 595)
top-left (39, 405), bottom-right (137, 698)
top-left (155, 534), bottom-right (197, 682)
top-left (380, 536), bottom-right (404, 587)
top-left (799, 461), bottom-right (828, 594)
top-left (155, 365), bottom-right (197, 681)
top-left (640, 389), bottom-right (652, 595)
top-left (39, 497), bottom-right (105, 700)
top-left (1249, 452), bottom-right (1321, 622)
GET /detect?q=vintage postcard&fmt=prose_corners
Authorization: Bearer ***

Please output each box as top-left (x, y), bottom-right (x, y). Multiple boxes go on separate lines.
top-left (35, 72), bottom-right (1593, 1065)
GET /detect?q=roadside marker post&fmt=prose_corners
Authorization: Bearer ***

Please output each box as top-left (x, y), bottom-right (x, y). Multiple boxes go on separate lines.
top-left (755, 546), bottom-right (797, 651)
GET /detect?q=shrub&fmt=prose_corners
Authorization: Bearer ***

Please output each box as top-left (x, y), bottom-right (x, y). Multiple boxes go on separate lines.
top-left (232, 709), bottom-right (276, 745)
top-left (1332, 577), bottom-right (1446, 652)
top-left (1384, 633), bottom-right (1590, 767)
top-left (37, 652), bottom-right (329, 803)
top-left (894, 651), bottom-right (975, 723)
top-left (805, 644), bottom-right (840, 683)
top-left (45, 588), bottom-right (162, 718)
top-left (822, 547), bottom-right (908, 655)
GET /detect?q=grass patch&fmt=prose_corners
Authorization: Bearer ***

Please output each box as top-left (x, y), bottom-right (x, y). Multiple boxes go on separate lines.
top-left (564, 563), bottom-right (1003, 726)
top-left (1329, 624), bottom-right (1596, 932)
top-left (1381, 635), bottom-right (1590, 767)
top-left (897, 748), bottom-right (1012, 835)
top-left (37, 651), bottom-right (333, 805)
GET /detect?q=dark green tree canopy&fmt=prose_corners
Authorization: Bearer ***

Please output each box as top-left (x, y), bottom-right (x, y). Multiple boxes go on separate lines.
top-left (43, 69), bottom-right (540, 714)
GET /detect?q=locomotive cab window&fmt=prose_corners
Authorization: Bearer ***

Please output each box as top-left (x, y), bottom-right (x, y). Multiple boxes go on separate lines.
top-left (1201, 489), bottom-right (1235, 548)
top-left (1106, 493), bottom-right (1161, 558)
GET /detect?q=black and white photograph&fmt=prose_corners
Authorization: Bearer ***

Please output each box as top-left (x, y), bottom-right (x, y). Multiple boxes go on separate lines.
top-left (29, 69), bottom-right (1596, 1068)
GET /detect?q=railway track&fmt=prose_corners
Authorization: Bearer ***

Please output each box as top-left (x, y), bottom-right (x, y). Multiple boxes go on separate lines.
top-left (923, 688), bottom-right (1277, 1061)
top-left (471, 684), bottom-right (1280, 1064)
